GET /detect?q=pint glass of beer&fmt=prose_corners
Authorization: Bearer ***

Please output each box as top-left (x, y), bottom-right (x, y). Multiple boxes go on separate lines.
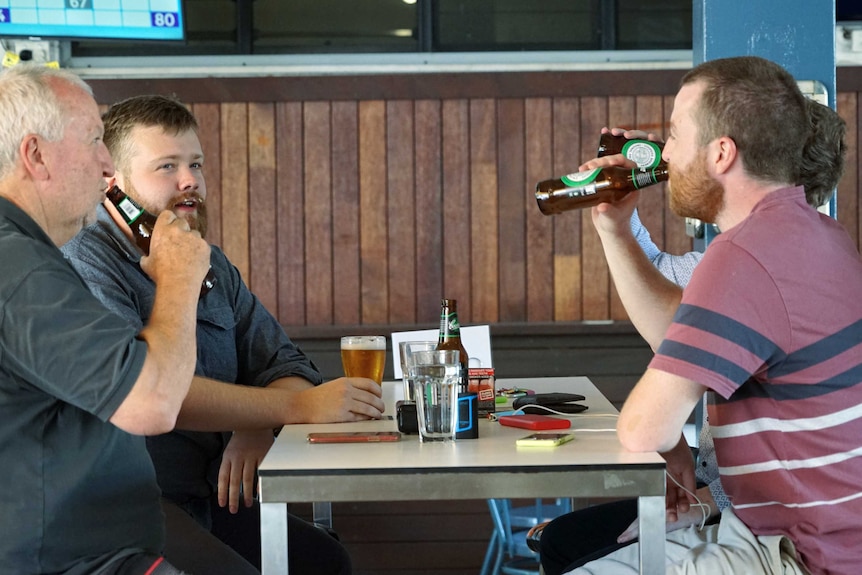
top-left (340, 335), bottom-right (386, 385)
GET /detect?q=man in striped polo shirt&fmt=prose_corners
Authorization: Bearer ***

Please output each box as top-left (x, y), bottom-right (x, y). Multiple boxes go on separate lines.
top-left (569, 56), bottom-right (862, 575)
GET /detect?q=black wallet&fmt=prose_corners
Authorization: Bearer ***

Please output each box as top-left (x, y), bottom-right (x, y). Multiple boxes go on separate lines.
top-left (513, 392), bottom-right (588, 414)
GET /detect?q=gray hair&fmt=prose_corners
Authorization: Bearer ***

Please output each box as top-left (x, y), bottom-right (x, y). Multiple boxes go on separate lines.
top-left (0, 64), bottom-right (93, 180)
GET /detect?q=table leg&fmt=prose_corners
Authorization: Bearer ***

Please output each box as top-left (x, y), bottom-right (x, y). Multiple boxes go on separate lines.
top-left (313, 501), bottom-right (333, 529)
top-left (637, 495), bottom-right (665, 575)
top-left (261, 501), bottom-right (289, 575)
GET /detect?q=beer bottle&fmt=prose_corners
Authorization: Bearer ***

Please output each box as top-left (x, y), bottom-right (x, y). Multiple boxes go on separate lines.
top-left (535, 164), bottom-right (669, 215)
top-left (436, 298), bottom-right (469, 393)
top-left (597, 132), bottom-right (665, 169)
top-left (105, 185), bottom-right (217, 296)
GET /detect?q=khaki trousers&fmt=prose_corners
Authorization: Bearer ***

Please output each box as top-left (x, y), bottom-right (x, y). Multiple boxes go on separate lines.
top-left (565, 508), bottom-right (806, 575)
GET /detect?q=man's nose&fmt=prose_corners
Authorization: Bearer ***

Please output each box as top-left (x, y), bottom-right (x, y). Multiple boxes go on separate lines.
top-left (178, 168), bottom-right (199, 191)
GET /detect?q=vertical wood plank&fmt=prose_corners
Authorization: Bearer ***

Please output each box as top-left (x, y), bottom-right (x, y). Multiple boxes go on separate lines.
top-left (275, 102), bottom-right (306, 325)
top-left (414, 100), bottom-right (444, 324)
top-left (524, 97), bottom-right (554, 322)
top-left (634, 94), bottom-right (669, 270)
top-left (220, 103), bottom-right (250, 279)
top-left (248, 103), bottom-right (278, 315)
top-left (441, 100), bottom-right (472, 317)
top-left (303, 101), bottom-right (333, 324)
top-left (497, 98), bottom-right (526, 322)
top-left (386, 100), bottom-right (417, 324)
top-left (551, 97), bottom-right (582, 321)
top-left (192, 103), bottom-right (223, 250)
top-left (359, 101), bottom-right (389, 324)
top-left (332, 101), bottom-right (361, 325)
top-left (607, 96), bottom-right (636, 321)
top-left (579, 97), bottom-right (609, 320)
top-left (469, 99), bottom-right (499, 324)
top-left (837, 92), bottom-right (858, 246)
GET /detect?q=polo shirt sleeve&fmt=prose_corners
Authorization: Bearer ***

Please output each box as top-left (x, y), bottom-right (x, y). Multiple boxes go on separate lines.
top-left (649, 240), bottom-right (791, 399)
top-left (2, 261), bottom-right (146, 422)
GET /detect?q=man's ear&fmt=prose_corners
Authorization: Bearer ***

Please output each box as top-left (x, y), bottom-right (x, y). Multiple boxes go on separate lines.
top-left (711, 136), bottom-right (737, 175)
top-left (20, 134), bottom-right (49, 181)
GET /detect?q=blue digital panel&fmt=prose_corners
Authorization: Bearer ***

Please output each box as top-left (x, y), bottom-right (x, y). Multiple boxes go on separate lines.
top-left (0, 0), bottom-right (185, 41)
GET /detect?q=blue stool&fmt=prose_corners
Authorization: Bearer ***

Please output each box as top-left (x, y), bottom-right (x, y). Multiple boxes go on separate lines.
top-left (480, 498), bottom-right (572, 575)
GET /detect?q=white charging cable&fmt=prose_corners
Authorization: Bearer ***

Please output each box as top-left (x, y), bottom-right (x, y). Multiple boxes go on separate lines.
top-left (664, 470), bottom-right (711, 531)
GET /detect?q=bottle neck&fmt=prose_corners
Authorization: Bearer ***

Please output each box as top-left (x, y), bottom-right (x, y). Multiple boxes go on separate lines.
top-left (438, 309), bottom-right (461, 339)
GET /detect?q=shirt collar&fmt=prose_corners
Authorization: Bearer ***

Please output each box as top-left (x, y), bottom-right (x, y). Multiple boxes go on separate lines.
top-left (0, 196), bottom-right (56, 247)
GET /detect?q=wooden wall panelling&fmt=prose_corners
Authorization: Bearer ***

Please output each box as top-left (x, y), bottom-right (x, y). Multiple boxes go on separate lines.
top-left (287, 500), bottom-right (492, 575)
top-left (551, 97), bottom-right (582, 321)
top-left (275, 102), bottom-right (307, 325)
top-left (496, 98), bottom-right (527, 322)
top-left (578, 97), bottom-right (610, 320)
top-left (837, 92), bottom-right (859, 245)
top-left (220, 103), bottom-right (250, 279)
top-left (386, 100), bottom-right (417, 324)
top-left (359, 101), bottom-right (389, 324)
top-left (90, 72), bottom-right (862, 331)
top-left (413, 100), bottom-right (444, 324)
top-left (331, 101), bottom-right (362, 325)
top-left (332, 500), bottom-right (491, 575)
top-left (607, 95), bottom-right (636, 321)
top-left (631, 95), bottom-right (664, 251)
top-left (441, 100), bottom-right (472, 314)
top-left (303, 101), bottom-right (334, 324)
top-left (192, 103), bottom-right (223, 250)
top-left (524, 97), bottom-right (554, 322)
top-left (470, 98), bottom-right (500, 324)
top-left (248, 103), bottom-right (278, 313)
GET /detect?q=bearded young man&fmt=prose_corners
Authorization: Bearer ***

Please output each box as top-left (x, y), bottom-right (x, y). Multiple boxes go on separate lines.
top-left (564, 56), bottom-right (862, 575)
top-left (62, 95), bottom-right (381, 575)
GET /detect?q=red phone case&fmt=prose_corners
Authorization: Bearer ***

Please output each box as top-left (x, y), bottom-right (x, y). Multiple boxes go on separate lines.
top-left (497, 414), bottom-right (571, 430)
top-left (307, 431), bottom-right (402, 443)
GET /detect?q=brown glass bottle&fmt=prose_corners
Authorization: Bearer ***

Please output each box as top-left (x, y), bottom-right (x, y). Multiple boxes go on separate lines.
top-left (436, 298), bottom-right (469, 393)
top-left (535, 164), bottom-right (669, 215)
top-left (105, 185), bottom-right (217, 296)
top-left (597, 132), bottom-right (665, 169)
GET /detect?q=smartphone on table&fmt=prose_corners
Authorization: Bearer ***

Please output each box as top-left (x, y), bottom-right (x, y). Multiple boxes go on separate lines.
top-left (307, 431), bottom-right (402, 443)
top-left (515, 432), bottom-right (575, 447)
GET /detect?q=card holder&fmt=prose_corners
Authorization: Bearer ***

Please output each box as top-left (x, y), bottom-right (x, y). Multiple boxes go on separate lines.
top-left (513, 392), bottom-right (587, 414)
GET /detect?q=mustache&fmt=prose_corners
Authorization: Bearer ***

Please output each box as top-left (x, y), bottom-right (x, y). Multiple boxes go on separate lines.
top-left (171, 193), bottom-right (205, 207)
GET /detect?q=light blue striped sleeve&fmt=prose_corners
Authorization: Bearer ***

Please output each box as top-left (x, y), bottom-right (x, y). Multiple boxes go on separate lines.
top-left (630, 209), bottom-right (703, 288)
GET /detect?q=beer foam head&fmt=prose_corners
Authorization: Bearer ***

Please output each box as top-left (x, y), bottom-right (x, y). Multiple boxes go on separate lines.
top-left (341, 336), bottom-right (386, 350)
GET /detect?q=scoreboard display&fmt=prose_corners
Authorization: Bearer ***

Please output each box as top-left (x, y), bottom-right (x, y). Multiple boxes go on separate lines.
top-left (0, 0), bottom-right (184, 41)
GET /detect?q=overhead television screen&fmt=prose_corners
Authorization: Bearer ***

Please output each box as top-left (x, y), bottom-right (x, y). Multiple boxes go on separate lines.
top-left (0, 0), bottom-right (184, 42)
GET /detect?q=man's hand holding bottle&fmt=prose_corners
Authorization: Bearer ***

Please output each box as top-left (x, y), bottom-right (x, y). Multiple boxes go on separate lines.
top-left (141, 209), bottom-right (211, 298)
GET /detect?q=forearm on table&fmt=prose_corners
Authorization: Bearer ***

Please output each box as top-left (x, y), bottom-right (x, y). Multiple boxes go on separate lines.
top-left (175, 375), bottom-right (313, 431)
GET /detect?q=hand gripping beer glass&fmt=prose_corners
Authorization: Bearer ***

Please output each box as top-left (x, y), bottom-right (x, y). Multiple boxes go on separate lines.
top-left (340, 335), bottom-right (386, 385)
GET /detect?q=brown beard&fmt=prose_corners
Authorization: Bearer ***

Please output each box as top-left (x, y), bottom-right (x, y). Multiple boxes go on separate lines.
top-left (668, 148), bottom-right (724, 223)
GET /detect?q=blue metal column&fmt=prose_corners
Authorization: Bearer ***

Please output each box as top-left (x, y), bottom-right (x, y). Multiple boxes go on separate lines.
top-left (692, 0), bottom-right (837, 249)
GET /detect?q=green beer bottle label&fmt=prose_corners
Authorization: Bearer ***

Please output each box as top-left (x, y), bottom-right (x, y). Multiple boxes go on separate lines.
top-left (621, 140), bottom-right (662, 169)
top-left (561, 168), bottom-right (600, 188)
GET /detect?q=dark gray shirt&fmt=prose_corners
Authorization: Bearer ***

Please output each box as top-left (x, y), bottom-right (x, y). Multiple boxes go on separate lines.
top-left (0, 198), bottom-right (162, 574)
top-left (62, 204), bottom-right (322, 505)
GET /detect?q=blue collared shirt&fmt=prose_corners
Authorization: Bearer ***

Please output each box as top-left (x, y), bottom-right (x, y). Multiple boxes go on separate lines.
top-left (62, 204), bottom-right (323, 502)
